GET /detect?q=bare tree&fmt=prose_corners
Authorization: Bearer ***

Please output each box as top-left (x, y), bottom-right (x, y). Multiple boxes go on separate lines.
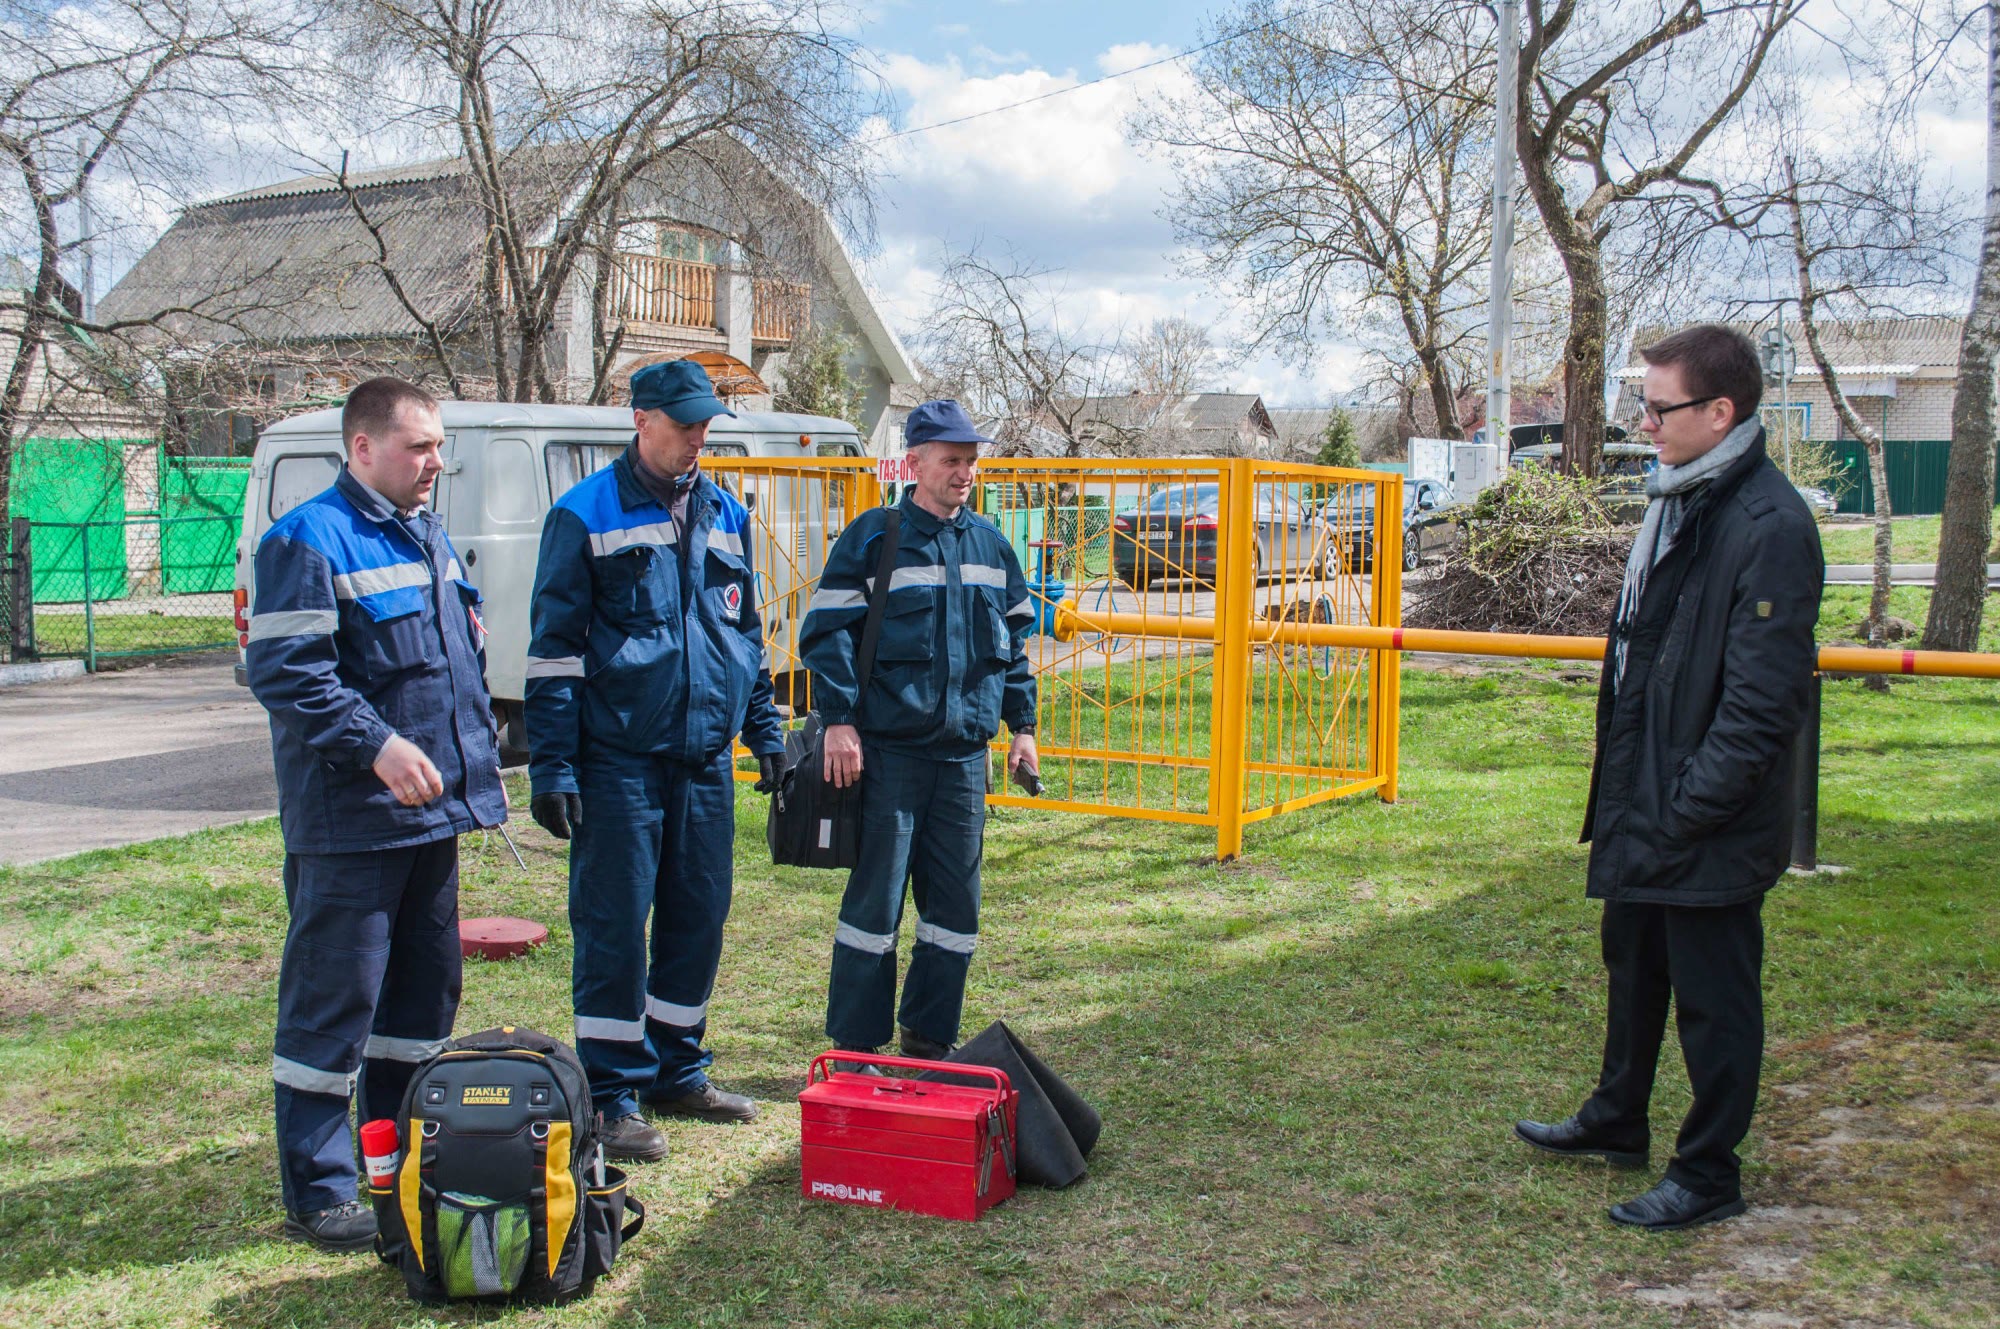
top-left (1137, 0), bottom-right (1495, 439)
top-left (1929, 0), bottom-right (2000, 652)
top-left (918, 247), bottom-right (1132, 457)
top-left (0, 0), bottom-right (298, 523)
top-left (1704, 77), bottom-right (1964, 654)
top-left (319, 0), bottom-right (878, 403)
top-left (1513, 0), bottom-right (1803, 474)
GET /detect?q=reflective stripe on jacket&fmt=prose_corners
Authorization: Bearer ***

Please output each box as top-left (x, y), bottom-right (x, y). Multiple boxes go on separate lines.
top-left (524, 447), bottom-right (784, 796)
top-left (799, 491), bottom-right (1037, 758)
top-left (247, 468), bottom-right (506, 854)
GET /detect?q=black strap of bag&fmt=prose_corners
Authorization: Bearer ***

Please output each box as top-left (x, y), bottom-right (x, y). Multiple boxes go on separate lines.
top-left (849, 510), bottom-right (903, 713)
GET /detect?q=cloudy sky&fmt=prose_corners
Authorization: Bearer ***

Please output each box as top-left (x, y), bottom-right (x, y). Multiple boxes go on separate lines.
top-left (848, 0), bottom-right (1366, 405)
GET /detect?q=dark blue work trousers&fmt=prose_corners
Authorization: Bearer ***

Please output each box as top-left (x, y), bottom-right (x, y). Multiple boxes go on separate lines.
top-left (826, 747), bottom-right (986, 1050)
top-left (272, 839), bottom-right (461, 1216)
top-left (570, 744), bottom-right (736, 1116)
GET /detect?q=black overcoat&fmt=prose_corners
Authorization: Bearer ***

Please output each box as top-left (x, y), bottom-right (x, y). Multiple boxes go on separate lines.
top-left (1581, 432), bottom-right (1825, 905)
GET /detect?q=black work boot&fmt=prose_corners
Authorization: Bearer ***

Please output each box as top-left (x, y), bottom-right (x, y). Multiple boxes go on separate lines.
top-left (283, 1198), bottom-right (377, 1253)
top-left (599, 1111), bottom-right (669, 1162)
top-left (643, 1082), bottom-right (758, 1123)
top-left (898, 1027), bottom-right (954, 1061)
top-left (833, 1043), bottom-right (885, 1075)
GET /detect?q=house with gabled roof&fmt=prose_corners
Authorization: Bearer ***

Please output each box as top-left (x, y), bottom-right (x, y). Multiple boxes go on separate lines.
top-left (1613, 316), bottom-right (1961, 443)
top-left (97, 150), bottom-right (919, 453)
top-left (1027, 391), bottom-right (1282, 458)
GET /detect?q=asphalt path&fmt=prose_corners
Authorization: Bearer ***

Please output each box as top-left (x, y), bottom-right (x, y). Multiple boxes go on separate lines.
top-left (0, 652), bottom-right (278, 866)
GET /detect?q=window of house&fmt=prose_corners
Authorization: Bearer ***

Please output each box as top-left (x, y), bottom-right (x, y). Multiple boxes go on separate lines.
top-left (269, 452), bottom-right (341, 520)
top-left (657, 227), bottom-right (716, 265)
top-left (1759, 403), bottom-right (1810, 443)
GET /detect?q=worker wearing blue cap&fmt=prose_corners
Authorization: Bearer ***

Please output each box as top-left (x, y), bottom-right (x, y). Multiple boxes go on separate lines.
top-left (799, 399), bottom-right (1040, 1062)
top-left (523, 358), bottom-right (785, 1161)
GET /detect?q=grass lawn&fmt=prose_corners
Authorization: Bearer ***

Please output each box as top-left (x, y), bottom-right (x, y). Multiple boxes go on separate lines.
top-left (2, 613), bottom-right (1997, 1326)
top-left (27, 611), bottom-right (236, 660)
top-left (1815, 505), bottom-right (2000, 566)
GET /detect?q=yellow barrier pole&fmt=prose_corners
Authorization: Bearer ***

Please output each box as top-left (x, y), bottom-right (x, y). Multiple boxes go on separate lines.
top-left (1210, 461), bottom-right (1258, 860)
top-left (1379, 476), bottom-right (1404, 803)
top-left (1052, 604), bottom-right (2000, 680)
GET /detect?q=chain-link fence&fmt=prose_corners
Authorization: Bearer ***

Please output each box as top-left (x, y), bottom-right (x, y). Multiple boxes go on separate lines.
top-left (22, 515), bottom-right (239, 666)
top-left (1, 519), bottom-right (20, 665)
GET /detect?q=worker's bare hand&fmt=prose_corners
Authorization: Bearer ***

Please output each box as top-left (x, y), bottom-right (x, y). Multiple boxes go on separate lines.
top-left (824, 724), bottom-right (864, 789)
top-left (374, 735), bottom-right (444, 806)
top-left (1007, 732), bottom-right (1039, 779)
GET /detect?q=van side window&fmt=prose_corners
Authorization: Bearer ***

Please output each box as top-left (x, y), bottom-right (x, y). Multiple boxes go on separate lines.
top-left (814, 441), bottom-right (861, 457)
top-left (544, 442), bottom-right (628, 501)
top-left (485, 437), bottom-right (540, 523)
top-left (270, 453), bottom-right (341, 520)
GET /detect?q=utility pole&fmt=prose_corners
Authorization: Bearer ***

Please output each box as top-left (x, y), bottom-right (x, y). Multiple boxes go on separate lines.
top-left (78, 168), bottom-right (96, 323)
top-left (1485, 0), bottom-right (1518, 454)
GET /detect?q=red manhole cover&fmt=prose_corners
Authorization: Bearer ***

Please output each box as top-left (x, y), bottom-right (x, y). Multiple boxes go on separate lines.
top-left (461, 916), bottom-right (549, 961)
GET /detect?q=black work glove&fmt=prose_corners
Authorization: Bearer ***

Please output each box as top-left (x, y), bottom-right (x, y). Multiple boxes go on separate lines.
top-left (754, 753), bottom-right (784, 794)
top-left (530, 791), bottom-right (583, 840)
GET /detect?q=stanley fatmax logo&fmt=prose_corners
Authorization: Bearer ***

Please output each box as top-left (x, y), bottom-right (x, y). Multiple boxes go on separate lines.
top-left (461, 1085), bottom-right (513, 1107)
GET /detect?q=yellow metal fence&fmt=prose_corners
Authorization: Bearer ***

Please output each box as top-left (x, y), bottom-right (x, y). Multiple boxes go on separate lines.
top-left (710, 455), bottom-right (1404, 860)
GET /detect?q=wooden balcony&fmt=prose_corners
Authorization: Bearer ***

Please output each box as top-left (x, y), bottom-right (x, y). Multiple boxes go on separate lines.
top-left (752, 278), bottom-right (810, 345)
top-left (515, 248), bottom-right (807, 343)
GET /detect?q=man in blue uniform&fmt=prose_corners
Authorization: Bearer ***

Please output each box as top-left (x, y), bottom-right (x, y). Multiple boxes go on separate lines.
top-left (247, 376), bottom-right (506, 1251)
top-left (800, 399), bottom-right (1039, 1062)
top-left (525, 359), bottom-right (784, 1162)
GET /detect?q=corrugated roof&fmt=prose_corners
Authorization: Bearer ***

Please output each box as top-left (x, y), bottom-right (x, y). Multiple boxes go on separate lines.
top-left (98, 172), bottom-right (503, 341)
top-left (1626, 317), bottom-right (1961, 371)
top-left (198, 155), bottom-right (475, 208)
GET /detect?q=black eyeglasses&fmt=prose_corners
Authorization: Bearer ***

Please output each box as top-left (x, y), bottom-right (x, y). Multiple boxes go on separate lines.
top-left (1637, 395), bottom-right (1721, 425)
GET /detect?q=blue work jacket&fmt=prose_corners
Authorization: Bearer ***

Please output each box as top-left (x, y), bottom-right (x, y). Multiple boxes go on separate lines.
top-left (247, 468), bottom-right (506, 855)
top-left (799, 492), bottom-right (1037, 759)
top-left (524, 447), bottom-right (784, 796)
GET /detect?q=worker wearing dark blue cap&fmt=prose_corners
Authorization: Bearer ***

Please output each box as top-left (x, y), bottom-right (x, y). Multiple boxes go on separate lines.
top-left (524, 358), bottom-right (785, 1162)
top-left (799, 399), bottom-right (1040, 1062)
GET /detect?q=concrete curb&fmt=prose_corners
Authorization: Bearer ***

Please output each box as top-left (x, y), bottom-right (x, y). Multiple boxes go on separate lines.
top-left (0, 659), bottom-right (87, 689)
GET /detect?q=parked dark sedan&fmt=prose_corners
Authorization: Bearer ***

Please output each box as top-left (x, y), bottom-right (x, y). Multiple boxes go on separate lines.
top-left (1319, 477), bottom-right (1460, 572)
top-left (1111, 483), bottom-right (1332, 589)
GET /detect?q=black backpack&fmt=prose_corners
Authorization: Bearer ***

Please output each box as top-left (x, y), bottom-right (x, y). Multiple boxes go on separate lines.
top-left (368, 1025), bottom-right (643, 1304)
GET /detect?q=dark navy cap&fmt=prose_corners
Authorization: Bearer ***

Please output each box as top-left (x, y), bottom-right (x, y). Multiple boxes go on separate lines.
top-left (903, 399), bottom-right (992, 449)
top-left (631, 360), bottom-right (736, 425)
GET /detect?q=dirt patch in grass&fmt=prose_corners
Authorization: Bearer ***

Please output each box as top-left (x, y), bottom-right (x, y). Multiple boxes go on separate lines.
top-left (1621, 1023), bottom-right (2000, 1328)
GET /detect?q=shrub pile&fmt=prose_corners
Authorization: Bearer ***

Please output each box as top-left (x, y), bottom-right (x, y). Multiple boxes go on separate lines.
top-left (1408, 466), bottom-right (1635, 636)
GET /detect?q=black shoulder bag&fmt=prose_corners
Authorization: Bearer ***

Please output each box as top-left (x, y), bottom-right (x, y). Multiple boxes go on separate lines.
top-left (767, 511), bottom-right (902, 869)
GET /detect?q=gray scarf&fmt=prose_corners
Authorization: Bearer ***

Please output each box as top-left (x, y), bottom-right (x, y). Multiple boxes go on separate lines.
top-left (1610, 419), bottom-right (1760, 687)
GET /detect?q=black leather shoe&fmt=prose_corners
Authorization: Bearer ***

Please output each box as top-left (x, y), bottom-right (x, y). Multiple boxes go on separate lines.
top-left (599, 1112), bottom-right (669, 1162)
top-left (1514, 1116), bottom-right (1649, 1168)
top-left (644, 1082), bottom-right (758, 1123)
top-left (1609, 1178), bottom-right (1746, 1231)
top-left (898, 1027), bottom-right (954, 1060)
top-left (283, 1198), bottom-right (377, 1252)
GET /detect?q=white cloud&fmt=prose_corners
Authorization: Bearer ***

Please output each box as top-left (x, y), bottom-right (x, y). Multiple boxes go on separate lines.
top-left (856, 43), bottom-right (1375, 404)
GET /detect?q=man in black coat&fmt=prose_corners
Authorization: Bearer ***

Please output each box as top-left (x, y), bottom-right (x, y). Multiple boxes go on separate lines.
top-left (1515, 324), bottom-right (1824, 1231)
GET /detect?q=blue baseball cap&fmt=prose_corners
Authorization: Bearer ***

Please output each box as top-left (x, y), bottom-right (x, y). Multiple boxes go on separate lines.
top-left (903, 399), bottom-right (993, 449)
top-left (631, 360), bottom-right (736, 424)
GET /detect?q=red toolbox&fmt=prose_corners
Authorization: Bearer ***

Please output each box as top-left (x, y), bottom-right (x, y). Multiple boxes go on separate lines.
top-left (799, 1051), bottom-right (1017, 1221)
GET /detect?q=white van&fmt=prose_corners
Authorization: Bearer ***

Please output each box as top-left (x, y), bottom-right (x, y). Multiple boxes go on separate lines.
top-left (234, 402), bottom-right (868, 753)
